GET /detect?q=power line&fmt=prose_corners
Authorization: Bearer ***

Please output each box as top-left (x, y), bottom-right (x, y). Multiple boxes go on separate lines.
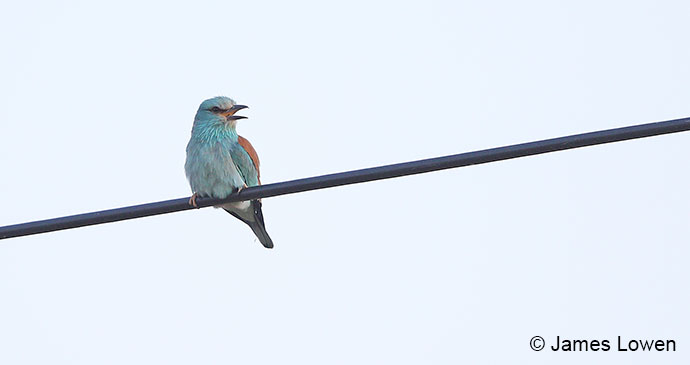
top-left (2, 116), bottom-right (690, 240)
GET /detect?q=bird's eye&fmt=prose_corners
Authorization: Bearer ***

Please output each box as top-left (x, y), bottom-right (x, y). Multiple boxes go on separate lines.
top-left (210, 106), bottom-right (221, 112)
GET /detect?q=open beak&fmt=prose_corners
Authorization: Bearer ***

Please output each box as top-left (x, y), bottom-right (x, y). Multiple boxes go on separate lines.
top-left (221, 104), bottom-right (249, 120)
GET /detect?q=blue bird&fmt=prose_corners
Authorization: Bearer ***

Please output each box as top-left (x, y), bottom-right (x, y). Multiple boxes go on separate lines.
top-left (185, 96), bottom-right (274, 249)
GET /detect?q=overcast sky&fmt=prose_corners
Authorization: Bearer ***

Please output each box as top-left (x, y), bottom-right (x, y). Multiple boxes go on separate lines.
top-left (1, 1), bottom-right (689, 364)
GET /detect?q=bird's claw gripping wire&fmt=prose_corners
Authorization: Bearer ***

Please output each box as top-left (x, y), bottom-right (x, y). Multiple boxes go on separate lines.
top-left (235, 184), bottom-right (248, 195)
top-left (189, 192), bottom-right (199, 208)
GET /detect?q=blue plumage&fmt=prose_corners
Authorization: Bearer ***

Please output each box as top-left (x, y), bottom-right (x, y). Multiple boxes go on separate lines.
top-left (185, 96), bottom-right (274, 248)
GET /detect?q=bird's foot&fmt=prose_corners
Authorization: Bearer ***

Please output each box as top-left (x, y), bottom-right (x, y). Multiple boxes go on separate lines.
top-left (189, 192), bottom-right (199, 208)
top-left (236, 184), bottom-right (248, 194)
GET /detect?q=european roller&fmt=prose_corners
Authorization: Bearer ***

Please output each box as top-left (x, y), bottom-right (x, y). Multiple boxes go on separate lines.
top-left (185, 96), bottom-right (274, 249)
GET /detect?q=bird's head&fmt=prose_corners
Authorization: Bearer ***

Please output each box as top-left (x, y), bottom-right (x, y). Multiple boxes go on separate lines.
top-left (194, 96), bottom-right (248, 128)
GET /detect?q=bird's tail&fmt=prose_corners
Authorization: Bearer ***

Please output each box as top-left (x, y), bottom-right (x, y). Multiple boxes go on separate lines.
top-left (225, 200), bottom-right (274, 249)
top-left (248, 219), bottom-right (274, 249)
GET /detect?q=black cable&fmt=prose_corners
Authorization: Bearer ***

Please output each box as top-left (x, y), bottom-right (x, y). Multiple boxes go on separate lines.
top-left (2, 116), bottom-right (690, 240)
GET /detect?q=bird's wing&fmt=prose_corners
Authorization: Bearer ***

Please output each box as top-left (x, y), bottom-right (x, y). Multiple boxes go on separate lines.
top-left (238, 136), bottom-right (260, 182)
top-left (230, 136), bottom-right (261, 187)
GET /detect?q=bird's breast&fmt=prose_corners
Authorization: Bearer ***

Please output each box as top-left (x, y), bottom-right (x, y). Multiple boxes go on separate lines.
top-left (185, 139), bottom-right (245, 198)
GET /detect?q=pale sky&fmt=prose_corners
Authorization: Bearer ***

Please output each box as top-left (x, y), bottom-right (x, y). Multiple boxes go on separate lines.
top-left (1, 1), bottom-right (689, 364)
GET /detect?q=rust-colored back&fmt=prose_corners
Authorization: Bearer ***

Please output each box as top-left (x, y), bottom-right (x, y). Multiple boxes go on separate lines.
top-left (238, 135), bottom-right (261, 184)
